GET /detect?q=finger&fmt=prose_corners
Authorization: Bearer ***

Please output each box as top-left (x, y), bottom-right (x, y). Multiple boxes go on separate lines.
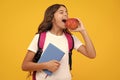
top-left (52, 60), bottom-right (60, 64)
top-left (55, 62), bottom-right (60, 66)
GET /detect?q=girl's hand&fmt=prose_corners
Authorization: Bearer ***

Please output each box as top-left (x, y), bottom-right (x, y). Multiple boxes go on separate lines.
top-left (44, 60), bottom-right (60, 72)
top-left (69, 18), bottom-right (86, 32)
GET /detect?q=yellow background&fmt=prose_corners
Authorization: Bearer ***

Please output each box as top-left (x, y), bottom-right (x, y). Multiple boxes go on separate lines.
top-left (0, 0), bottom-right (120, 80)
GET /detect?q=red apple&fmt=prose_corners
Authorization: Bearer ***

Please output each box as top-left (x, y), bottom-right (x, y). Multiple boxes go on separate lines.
top-left (65, 18), bottom-right (79, 30)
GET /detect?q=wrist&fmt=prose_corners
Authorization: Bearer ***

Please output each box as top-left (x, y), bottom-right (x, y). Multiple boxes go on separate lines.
top-left (39, 62), bottom-right (48, 70)
top-left (79, 29), bottom-right (86, 33)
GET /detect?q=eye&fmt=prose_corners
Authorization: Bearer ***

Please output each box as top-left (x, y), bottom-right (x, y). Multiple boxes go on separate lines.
top-left (66, 11), bottom-right (68, 15)
top-left (59, 11), bottom-right (64, 14)
top-left (58, 10), bottom-right (68, 15)
top-left (65, 11), bottom-right (68, 15)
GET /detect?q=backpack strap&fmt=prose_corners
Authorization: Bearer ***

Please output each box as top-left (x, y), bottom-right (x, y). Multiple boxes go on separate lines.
top-left (65, 33), bottom-right (74, 70)
top-left (32, 71), bottom-right (36, 80)
top-left (32, 32), bottom-right (46, 80)
top-left (65, 33), bottom-right (74, 51)
top-left (39, 32), bottom-right (47, 49)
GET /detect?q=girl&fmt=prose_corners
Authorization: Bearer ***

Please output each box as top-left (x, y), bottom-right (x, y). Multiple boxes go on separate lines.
top-left (22, 4), bottom-right (96, 80)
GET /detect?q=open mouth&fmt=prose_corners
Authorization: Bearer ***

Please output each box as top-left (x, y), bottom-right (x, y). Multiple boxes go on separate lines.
top-left (62, 19), bottom-right (67, 23)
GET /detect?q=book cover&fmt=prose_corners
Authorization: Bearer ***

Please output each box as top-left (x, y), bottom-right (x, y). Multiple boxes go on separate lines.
top-left (37, 43), bottom-right (65, 75)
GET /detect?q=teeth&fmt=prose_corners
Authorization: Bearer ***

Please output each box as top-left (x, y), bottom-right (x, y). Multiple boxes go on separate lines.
top-left (62, 19), bottom-right (66, 23)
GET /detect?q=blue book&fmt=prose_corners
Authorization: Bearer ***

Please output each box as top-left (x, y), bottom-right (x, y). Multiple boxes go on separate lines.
top-left (37, 43), bottom-right (65, 75)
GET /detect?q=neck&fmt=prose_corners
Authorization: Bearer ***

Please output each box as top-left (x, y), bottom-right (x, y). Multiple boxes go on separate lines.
top-left (50, 26), bottom-right (64, 36)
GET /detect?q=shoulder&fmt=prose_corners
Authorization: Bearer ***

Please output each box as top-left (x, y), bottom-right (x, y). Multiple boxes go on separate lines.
top-left (70, 34), bottom-right (77, 41)
top-left (71, 35), bottom-right (76, 39)
top-left (33, 34), bottom-right (39, 39)
top-left (35, 33), bottom-right (39, 38)
top-left (71, 34), bottom-right (81, 43)
top-left (30, 34), bottom-right (40, 42)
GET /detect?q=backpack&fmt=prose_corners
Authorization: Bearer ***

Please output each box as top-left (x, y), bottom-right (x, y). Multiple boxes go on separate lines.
top-left (32, 31), bottom-right (74, 80)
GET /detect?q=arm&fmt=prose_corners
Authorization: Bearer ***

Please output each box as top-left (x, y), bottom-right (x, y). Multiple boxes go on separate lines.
top-left (21, 50), bottom-right (60, 72)
top-left (71, 19), bottom-right (96, 58)
top-left (77, 30), bottom-right (96, 58)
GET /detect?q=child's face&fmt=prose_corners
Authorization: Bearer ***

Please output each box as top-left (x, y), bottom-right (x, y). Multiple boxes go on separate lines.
top-left (52, 6), bottom-right (68, 29)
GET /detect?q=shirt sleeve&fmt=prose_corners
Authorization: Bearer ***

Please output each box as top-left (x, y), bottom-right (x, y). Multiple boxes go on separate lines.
top-left (27, 34), bottom-right (39, 53)
top-left (72, 35), bottom-right (83, 50)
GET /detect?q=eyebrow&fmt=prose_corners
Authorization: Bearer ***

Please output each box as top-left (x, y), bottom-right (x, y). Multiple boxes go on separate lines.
top-left (58, 10), bottom-right (68, 13)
